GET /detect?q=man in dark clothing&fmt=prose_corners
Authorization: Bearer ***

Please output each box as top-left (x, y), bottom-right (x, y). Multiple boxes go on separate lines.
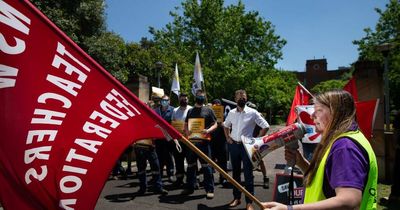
top-left (134, 139), bottom-right (167, 195)
top-left (181, 90), bottom-right (217, 199)
top-left (210, 99), bottom-right (229, 187)
top-left (154, 95), bottom-right (176, 182)
top-left (171, 93), bottom-right (192, 187)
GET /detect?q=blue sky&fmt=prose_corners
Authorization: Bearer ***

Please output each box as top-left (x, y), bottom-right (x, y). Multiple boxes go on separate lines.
top-left (105, 0), bottom-right (388, 71)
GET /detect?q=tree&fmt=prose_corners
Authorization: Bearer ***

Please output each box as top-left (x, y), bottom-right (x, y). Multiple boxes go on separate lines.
top-left (150, 0), bottom-right (288, 110)
top-left (31, 0), bottom-right (106, 47)
top-left (311, 79), bottom-right (347, 94)
top-left (84, 32), bottom-right (130, 83)
top-left (32, 0), bottom-right (134, 83)
top-left (353, 0), bottom-right (400, 110)
top-left (247, 70), bottom-right (297, 120)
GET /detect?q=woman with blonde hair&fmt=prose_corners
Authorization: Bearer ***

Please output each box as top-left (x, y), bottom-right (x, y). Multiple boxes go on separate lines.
top-left (263, 90), bottom-right (378, 210)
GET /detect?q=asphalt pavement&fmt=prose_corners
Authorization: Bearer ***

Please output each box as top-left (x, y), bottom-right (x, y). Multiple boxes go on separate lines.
top-left (95, 125), bottom-right (293, 210)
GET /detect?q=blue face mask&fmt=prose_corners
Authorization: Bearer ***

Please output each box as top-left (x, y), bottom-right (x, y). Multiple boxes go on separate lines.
top-left (161, 100), bottom-right (169, 107)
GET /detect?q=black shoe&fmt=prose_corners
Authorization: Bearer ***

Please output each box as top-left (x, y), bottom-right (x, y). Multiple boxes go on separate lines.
top-left (181, 188), bottom-right (194, 195)
top-left (154, 188), bottom-right (168, 195)
top-left (172, 180), bottom-right (184, 188)
top-left (219, 178), bottom-right (226, 185)
top-left (263, 177), bottom-right (269, 189)
top-left (221, 179), bottom-right (229, 187)
top-left (148, 178), bottom-right (156, 184)
top-left (125, 169), bottom-right (133, 175)
top-left (137, 188), bottom-right (146, 195)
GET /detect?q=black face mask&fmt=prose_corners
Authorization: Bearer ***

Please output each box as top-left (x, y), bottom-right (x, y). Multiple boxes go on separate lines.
top-left (179, 100), bottom-right (188, 107)
top-left (195, 96), bottom-right (205, 105)
top-left (237, 98), bottom-right (247, 108)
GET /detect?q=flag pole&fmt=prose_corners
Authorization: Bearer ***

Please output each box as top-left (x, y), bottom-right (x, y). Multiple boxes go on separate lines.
top-left (177, 135), bottom-right (264, 209)
top-left (297, 81), bottom-right (314, 98)
top-left (201, 81), bottom-right (208, 105)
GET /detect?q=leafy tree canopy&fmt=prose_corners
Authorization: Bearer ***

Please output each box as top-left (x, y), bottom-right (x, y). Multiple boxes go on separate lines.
top-left (353, 0), bottom-right (400, 110)
top-left (150, 0), bottom-right (291, 112)
top-left (31, 0), bottom-right (106, 47)
top-left (311, 79), bottom-right (347, 94)
top-left (32, 0), bottom-right (299, 116)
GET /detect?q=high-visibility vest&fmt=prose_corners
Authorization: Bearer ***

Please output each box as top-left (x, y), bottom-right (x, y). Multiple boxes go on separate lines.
top-left (304, 130), bottom-right (377, 210)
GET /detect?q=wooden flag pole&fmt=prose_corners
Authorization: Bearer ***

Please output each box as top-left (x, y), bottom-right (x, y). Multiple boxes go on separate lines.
top-left (178, 135), bottom-right (265, 209)
top-left (297, 81), bottom-right (314, 98)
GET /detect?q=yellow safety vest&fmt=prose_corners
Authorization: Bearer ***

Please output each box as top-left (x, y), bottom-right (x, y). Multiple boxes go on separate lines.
top-left (304, 130), bottom-right (377, 210)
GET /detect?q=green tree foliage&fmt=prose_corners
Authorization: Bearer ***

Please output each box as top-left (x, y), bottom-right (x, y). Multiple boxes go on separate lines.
top-left (31, 0), bottom-right (106, 47)
top-left (247, 69), bottom-right (297, 111)
top-left (84, 32), bottom-right (129, 82)
top-left (353, 0), bottom-right (400, 110)
top-left (311, 79), bottom-right (347, 94)
top-left (31, 0), bottom-right (298, 114)
top-left (125, 38), bottom-right (184, 89)
top-left (31, 0), bottom-right (132, 82)
top-left (150, 0), bottom-right (290, 111)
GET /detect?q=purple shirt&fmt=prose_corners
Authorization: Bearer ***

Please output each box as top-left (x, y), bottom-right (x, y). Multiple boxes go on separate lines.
top-left (322, 137), bottom-right (369, 197)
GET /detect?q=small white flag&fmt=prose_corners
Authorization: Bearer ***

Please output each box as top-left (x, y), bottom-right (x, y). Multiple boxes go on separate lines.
top-left (192, 52), bottom-right (204, 95)
top-left (171, 63), bottom-right (180, 96)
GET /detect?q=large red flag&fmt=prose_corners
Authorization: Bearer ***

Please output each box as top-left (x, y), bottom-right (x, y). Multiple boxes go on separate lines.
top-left (0, 1), bottom-right (181, 209)
top-left (343, 77), bottom-right (378, 140)
top-left (343, 76), bottom-right (359, 102)
top-left (355, 99), bottom-right (379, 140)
top-left (286, 84), bottom-right (311, 125)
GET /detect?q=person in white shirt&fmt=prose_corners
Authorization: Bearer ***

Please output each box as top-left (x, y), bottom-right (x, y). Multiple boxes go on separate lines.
top-left (223, 90), bottom-right (270, 210)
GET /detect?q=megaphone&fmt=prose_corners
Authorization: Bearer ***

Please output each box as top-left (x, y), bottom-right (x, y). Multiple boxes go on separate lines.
top-left (241, 123), bottom-right (306, 168)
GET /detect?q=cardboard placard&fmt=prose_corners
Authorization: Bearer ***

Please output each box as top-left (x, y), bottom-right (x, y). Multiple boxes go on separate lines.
top-left (171, 120), bottom-right (185, 134)
top-left (188, 118), bottom-right (210, 140)
top-left (211, 105), bottom-right (224, 122)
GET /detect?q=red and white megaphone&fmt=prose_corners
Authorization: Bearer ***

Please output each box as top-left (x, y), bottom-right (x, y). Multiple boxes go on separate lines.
top-left (242, 123), bottom-right (306, 168)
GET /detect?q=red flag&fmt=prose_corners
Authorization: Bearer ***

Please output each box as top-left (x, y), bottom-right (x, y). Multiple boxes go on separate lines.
top-left (343, 76), bottom-right (358, 102)
top-left (286, 84), bottom-right (311, 125)
top-left (0, 1), bottom-right (181, 209)
top-left (355, 99), bottom-right (379, 140)
top-left (343, 77), bottom-right (378, 139)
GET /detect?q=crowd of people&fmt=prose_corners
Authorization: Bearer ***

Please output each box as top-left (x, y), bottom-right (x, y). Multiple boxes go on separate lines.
top-left (110, 89), bottom-right (271, 210)
top-left (109, 89), bottom-right (381, 210)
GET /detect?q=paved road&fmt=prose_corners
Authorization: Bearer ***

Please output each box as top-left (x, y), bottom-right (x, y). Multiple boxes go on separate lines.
top-left (95, 126), bottom-right (294, 210)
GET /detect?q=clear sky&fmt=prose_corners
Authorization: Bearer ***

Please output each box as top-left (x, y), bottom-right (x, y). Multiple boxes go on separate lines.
top-left (105, 0), bottom-right (388, 71)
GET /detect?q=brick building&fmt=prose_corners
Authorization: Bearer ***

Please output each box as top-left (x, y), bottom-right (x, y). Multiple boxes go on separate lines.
top-left (295, 58), bottom-right (350, 89)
